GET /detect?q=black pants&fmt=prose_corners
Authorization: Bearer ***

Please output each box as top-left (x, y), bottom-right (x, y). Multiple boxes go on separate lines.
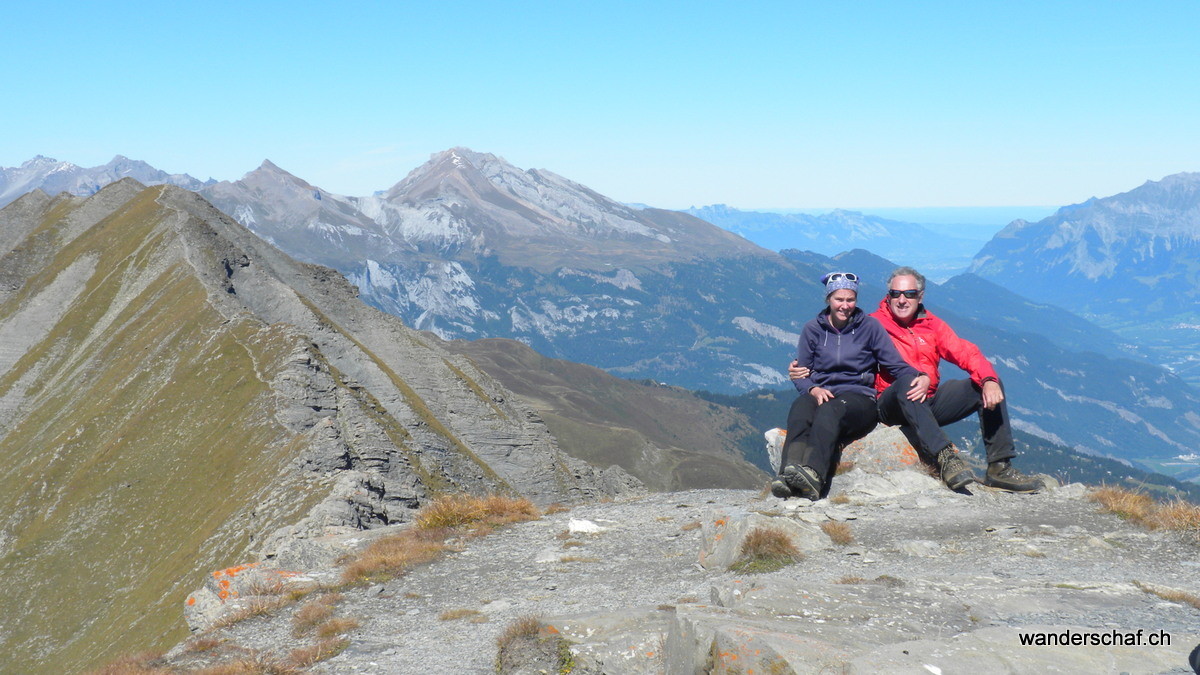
top-left (781, 392), bottom-right (878, 482)
top-left (877, 378), bottom-right (1016, 464)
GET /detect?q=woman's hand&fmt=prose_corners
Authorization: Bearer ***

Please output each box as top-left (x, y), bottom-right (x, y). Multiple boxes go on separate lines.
top-left (809, 386), bottom-right (834, 404)
top-left (906, 374), bottom-right (930, 402)
top-left (789, 360), bottom-right (811, 380)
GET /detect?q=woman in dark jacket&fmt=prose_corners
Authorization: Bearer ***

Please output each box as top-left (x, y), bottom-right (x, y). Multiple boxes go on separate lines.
top-left (773, 272), bottom-right (929, 500)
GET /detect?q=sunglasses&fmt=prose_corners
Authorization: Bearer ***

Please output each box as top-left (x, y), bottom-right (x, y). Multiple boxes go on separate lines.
top-left (822, 272), bottom-right (858, 283)
top-left (887, 289), bottom-right (920, 299)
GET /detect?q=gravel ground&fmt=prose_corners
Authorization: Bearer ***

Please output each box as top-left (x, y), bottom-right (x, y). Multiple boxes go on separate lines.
top-left (164, 480), bottom-right (1200, 673)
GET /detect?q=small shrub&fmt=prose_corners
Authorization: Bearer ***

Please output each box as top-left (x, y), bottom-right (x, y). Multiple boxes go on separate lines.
top-left (728, 527), bottom-right (802, 574)
top-left (544, 502), bottom-right (570, 515)
top-left (820, 521), bottom-right (854, 546)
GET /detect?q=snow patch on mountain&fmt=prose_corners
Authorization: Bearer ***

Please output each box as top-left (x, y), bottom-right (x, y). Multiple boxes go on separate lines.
top-left (1034, 380), bottom-right (1189, 452)
top-left (732, 317), bottom-right (799, 345)
top-left (557, 268), bottom-right (644, 291)
top-left (723, 363), bottom-right (786, 389)
top-left (347, 260), bottom-right (483, 339)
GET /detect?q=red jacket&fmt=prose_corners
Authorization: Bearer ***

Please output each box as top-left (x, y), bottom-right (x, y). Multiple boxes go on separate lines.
top-left (870, 298), bottom-right (998, 397)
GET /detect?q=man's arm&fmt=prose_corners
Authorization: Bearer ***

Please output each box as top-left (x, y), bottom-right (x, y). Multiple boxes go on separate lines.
top-left (931, 315), bottom-right (1004, 408)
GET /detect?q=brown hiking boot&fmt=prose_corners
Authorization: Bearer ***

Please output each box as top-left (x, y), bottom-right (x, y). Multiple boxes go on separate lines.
top-left (770, 478), bottom-right (794, 499)
top-left (781, 464), bottom-right (823, 501)
top-left (984, 460), bottom-right (1043, 492)
top-left (936, 447), bottom-right (976, 490)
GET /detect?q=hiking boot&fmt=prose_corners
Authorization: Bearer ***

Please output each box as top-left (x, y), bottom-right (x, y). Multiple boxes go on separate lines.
top-left (984, 460), bottom-right (1042, 492)
top-left (770, 478), bottom-right (794, 499)
top-left (781, 464), bottom-right (822, 501)
top-left (936, 447), bottom-right (976, 490)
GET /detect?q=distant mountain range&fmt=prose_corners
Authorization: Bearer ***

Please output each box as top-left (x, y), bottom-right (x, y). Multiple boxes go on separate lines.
top-left (4, 152), bottom-right (1200, 483)
top-left (198, 148), bottom-right (807, 393)
top-left (969, 172), bottom-right (1200, 385)
top-left (685, 204), bottom-right (985, 280)
top-left (0, 154), bottom-right (212, 206)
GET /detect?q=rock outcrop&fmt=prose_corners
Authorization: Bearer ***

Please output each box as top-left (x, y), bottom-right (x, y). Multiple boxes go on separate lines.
top-left (150, 427), bottom-right (1200, 673)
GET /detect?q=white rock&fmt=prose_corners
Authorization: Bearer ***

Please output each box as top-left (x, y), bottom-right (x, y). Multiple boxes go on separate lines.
top-left (569, 518), bottom-right (606, 534)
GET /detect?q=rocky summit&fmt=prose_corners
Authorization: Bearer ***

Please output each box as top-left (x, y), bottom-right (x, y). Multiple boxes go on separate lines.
top-left (153, 427), bottom-right (1199, 674)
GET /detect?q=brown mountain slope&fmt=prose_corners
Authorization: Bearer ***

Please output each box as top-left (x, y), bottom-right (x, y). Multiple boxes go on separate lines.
top-left (445, 337), bottom-right (766, 491)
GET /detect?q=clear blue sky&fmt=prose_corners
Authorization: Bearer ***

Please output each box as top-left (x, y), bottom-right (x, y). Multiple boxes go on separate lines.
top-left (4, 1), bottom-right (1197, 210)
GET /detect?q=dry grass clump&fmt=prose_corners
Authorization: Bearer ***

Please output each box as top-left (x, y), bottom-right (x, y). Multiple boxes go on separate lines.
top-left (1144, 499), bottom-right (1200, 538)
top-left (1133, 580), bottom-right (1200, 610)
top-left (834, 460), bottom-right (856, 475)
top-left (340, 493), bottom-right (541, 585)
top-left (1090, 486), bottom-right (1154, 521)
top-left (184, 638), bottom-right (223, 653)
top-left (835, 576), bottom-right (867, 584)
top-left (1089, 486), bottom-right (1200, 541)
top-left (340, 527), bottom-right (448, 585)
top-left (495, 616), bottom-right (572, 674)
top-left (285, 638), bottom-right (350, 669)
top-left (820, 521), bottom-right (854, 546)
top-left (439, 608), bottom-right (487, 622)
top-left (681, 520), bottom-right (702, 532)
top-left (729, 527), bottom-right (803, 574)
top-left (292, 601), bottom-right (335, 637)
top-left (208, 595), bottom-right (292, 630)
top-left (315, 617), bottom-right (361, 638)
top-left (828, 493), bottom-right (851, 505)
top-left (415, 493), bottom-right (539, 530)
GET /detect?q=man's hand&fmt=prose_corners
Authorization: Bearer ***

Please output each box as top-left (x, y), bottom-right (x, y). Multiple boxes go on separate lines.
top-left (906, 374), bottom-right (930, 402)
top-left (809, 386), bottom-right (834, 404)
top-left (982, 380), bottom-right (1004, 410)
top-left (789, 360), bottom-right (811, 380)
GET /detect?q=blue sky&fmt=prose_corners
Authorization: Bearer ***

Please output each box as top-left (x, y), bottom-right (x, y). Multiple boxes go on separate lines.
top-left (4, 1), bottom-right (1197, 210)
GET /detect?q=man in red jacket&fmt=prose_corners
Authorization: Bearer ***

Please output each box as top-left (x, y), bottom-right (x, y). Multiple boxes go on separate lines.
top-left (872, 266), bottom-right (1041, 492)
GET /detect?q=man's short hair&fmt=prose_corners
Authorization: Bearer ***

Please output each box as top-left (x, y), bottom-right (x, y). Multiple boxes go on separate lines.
top-left (888, 266), bottom-right (926, 292)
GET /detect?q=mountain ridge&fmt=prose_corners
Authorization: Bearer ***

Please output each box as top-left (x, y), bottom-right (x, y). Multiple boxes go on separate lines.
top-left (0, 179), bottom-right (642, 673)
